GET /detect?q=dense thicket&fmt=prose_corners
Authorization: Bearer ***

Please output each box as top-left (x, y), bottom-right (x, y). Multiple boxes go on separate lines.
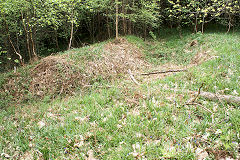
top-left (0, 0), bottom-right (239, 71)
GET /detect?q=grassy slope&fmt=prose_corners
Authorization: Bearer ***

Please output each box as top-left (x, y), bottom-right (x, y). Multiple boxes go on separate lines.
top-left (0, 30), bottom-right (239, 159)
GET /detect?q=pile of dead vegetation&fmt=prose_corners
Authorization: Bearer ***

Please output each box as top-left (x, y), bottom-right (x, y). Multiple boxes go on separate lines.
top-left (0, 38), bottom-right (149, 107)
top-left (0, 56), bottom-right (86, 106)
top-left (87, 38), bottom-right (150, 79)
top-left (30, 56), bottom-right (88, 97)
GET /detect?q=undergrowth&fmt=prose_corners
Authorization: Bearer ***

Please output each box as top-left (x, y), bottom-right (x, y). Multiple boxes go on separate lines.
top-left (0, 29), bottom-right (239, 159)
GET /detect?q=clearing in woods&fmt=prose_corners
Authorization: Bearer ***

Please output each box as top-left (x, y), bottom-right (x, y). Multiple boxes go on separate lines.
top-left (0, 32), bottom-right (240, 159)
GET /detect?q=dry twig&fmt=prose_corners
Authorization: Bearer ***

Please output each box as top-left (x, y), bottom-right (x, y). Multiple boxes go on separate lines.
top-left (185, 102), bottom-right (214, 122)
top-left (128, 69), bottom-right (140, 85)
top-left (141, 69), bottom-right (187, 76)
top-left (192, 83), bottom-right (204, 103)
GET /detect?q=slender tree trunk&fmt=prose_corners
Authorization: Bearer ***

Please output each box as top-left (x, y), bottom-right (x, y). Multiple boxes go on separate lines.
top-left (68, 10), bottom-right (74, 50)
top-left (97, 13), bottom-right (101, 41)
top-left (115, 0), bottom-right (119, 39)
top-left (16, 32), bottom-right (21, 55)
top-left (122, 0), bottom-right (127, 35)
top-left (28, 0), bottom-right (38, 61)
top-left (107, 16), bottom-right (111, 39)
top-left (201, 16), bottom-right (205, 33)
top-left (3, 15), bottom-right (23, 65)
top-left (128, 21), bottom-right (132, 34)
top-left (21, 11), bottom-right (32, 60)
top-left (144, 24), bottom-right (147, 40)
top-left (29, 27), bottom-right (37, 59)
top-left (54, 29), bottom-right (59, 50)
top-left (8, 36), bottom-right (23, 64)
top-left (91, 14), bottom-right (95, 43)
top-left (195, 14), bottom-right (198, 33)
top-left (227, 14), bottom-right (232, 33)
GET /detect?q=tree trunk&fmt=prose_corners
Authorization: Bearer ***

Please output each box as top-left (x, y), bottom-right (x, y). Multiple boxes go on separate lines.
top-left (115, 0), bottom-right (119, 39)
top-left (195, 14), bottom-right (198, 33)
top-left (144, 24), bottom-right (147, 40)
top-left (3, 15), bottom-right (23, 65)
top-left (201, 16), bottom-right (205, 33)
top-left (16, 32), bottom-right (21, 56)
top-left (128, 21), bottom-right (132, 34)
top-left (107, 16), bottom-right (111, 39)
top-left (68, 10), bottom-right (74, 50)
top-left (122, 0), bottom-right (127, 35)
top-left (227, 14), bottom-right (232, 33)
top-left (8, 36), bottom-right (23, 65)
top-left (29, 26), bottom-right (37, 60)
top-left (21, 11), bottom-right (32, 61)
top-left (54, 29), bottom-right (59, 50)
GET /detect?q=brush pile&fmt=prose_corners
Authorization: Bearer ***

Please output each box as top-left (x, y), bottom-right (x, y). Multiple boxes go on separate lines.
top-left (87, 38), bottom-right (149, 79)
top-left (30, 56), bottom-right (87, 97)
top-left (1, 38), bottom-right (149, 105)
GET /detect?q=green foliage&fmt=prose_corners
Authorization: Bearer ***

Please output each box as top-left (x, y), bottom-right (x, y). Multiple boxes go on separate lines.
top-left (0, 30), bottom-right (240, 159)
top-left (0, 0), bottom-right (240, 71)
top-left (165, 0), bottom-right (240, 32)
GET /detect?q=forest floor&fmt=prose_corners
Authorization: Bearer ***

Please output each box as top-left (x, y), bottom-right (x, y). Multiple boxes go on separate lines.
top-left (0, 29), bottom-right (240, 159)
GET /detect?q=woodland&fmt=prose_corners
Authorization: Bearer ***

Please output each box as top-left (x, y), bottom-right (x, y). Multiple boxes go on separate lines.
top-left (0, 0), bottom-right (240, 71)
top-left (0, 0), bottom-right (240, 159)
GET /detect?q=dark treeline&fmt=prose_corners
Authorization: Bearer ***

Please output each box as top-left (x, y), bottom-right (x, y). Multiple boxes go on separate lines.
top-left (0, 0), bottom-right (240, 72)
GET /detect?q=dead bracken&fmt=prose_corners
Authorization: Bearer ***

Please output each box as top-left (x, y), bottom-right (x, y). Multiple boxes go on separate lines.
top-left (1, 38), bottom-right (150, 102)
top-left (0, 38), bottom-right (221, 105)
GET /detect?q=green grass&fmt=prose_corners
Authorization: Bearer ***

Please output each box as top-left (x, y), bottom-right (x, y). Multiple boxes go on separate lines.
top-left (160, 32), bottom-right (240, 94)
top-left (126, 30), bottom-right (204, 65)
top-left (0, 29), bottom-right (240, 159)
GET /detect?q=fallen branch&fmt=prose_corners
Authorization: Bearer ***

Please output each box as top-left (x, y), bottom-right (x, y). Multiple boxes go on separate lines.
top-left (128, 69), bottom-right (140, 85)
top-left (196, 91), bottom-right (240, 105)
top-left (163, 88), bottom-right (240, 105)
top-left (141, 69), bottom-right (187, 76)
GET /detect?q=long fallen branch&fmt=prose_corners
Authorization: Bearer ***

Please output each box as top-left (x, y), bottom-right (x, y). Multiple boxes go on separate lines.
top-left (195, 91), bottom-right (240, 105)
top-left (167, 88), bottom-right (240, 105)
top-left (128, 69), bottom-right (240, 105)
top-left (141, 69), bottom-right (187, 76)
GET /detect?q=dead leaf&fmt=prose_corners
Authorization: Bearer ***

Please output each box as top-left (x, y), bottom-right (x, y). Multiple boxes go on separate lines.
top-left (136, 133), bottom-right (144, 138)
top-left (47, 113), bottom-right (58, 119)
top-left (190, 40), bottom-right (198, 47)
top-left (75, 116), bottom-right (89, 123)
top-left (219, 157), bottom-right (234, 160)
top-left (196, 148), bottom-right (208, 160)
top-left (74, 135), bottom-right (85, 148)
top-left (117, 124), bottom-right (122, 129)
top-left (1, 153), bottom-right (11, 159)
top-left (20, 151), bottom-right (33, 160)
top-left (85, 150), bottom-right (97, 160)
top-left (37, 121), bottom-right (45, 129)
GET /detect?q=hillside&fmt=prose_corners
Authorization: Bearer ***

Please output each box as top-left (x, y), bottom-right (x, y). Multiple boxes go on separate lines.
top-left (0, 31), bottom-right (240, 159)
